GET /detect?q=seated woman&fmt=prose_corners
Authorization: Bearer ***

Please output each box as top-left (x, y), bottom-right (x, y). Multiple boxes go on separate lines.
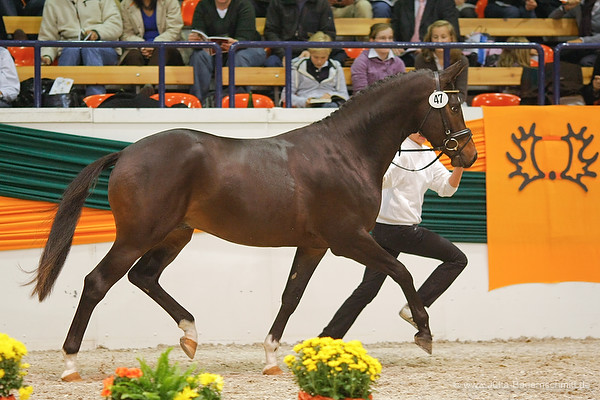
top-left (119, 0), bottom-right (185, 67)
top-left (414, 20), bottom-right (469, 103)
top-left (350, 22), bottom-right (406, 94)
top-left (485, 0), bottom-right (537, 18)
top-left (282, 31), bottom-right (350, 108)
top-left (582, 53), bottom-right (600, 105)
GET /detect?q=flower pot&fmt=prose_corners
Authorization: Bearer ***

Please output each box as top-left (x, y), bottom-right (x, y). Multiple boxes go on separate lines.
top-left (298, 391), bottom-right (373, 400)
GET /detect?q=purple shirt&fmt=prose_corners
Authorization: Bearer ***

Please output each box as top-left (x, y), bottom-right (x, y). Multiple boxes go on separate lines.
top-left (350, 49), bottom-right (406, 93)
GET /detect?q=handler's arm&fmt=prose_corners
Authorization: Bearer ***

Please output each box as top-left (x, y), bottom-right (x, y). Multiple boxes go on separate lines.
top-left (448, 167), bottom-right (464, 188)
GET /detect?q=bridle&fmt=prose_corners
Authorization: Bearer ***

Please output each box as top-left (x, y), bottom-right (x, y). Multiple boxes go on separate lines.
top-left (392, 71), bottom-right (473, 172)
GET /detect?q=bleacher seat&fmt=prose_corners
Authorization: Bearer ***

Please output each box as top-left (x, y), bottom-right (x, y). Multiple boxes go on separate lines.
top-left (471, 93), bottom-right (521, 106)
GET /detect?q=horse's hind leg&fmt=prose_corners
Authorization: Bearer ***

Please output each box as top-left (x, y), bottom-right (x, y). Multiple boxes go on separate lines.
top-left (330, 230), bottom-right (432, 354)
top-left (127, 227), bottom-right (198, 359)
top-left (263, 246), bottom-right (327, 375)
top-left (61, 241), bottom-right (146, 381)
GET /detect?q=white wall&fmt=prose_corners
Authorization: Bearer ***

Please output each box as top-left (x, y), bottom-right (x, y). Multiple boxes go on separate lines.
top-left (1, 107), bottom-right (599, 351)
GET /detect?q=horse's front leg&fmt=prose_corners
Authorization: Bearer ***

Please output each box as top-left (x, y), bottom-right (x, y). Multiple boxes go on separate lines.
top-left (331, 230), bottom-right (432, 354)
top-left (263, 246), bottom-right (327, 375)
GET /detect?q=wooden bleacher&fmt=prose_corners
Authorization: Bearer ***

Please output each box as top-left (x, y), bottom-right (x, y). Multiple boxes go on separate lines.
top-left (15, 65), bottom-right (593, 87)
top-left (3, 16), bottom-right (580, 38)
top-left (5, 15), bottom-right (589, 97)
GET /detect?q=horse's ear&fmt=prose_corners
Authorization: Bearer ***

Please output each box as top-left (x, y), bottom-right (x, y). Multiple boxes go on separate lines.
top-left (439, 58), bottom-right (467, 89)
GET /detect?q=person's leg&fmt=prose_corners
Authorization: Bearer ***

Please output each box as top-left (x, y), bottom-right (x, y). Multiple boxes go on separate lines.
top-left (394, 226), bottom-right (468, 308)
top-left (264, 54), bottom-right (283, 67)
top-left (354, 0), bottom-right (373, 18)
top-left (370, 0), bottom-right (392, 17)
top-left (319, 223), bottom-right (402, 339)
top-left (319, 267), bottom-right (388, 339)
top-left (81, 48), bottom-right (119, 96)
top-left (120, 49), bottom-right (146, 66)
top-left (58, 48), bottom-right (82, 66)
top-left (189, 49), bottom-right (214, 106)
top-left (147, 48), bottom-right (185, 66)
top-left (230, 48), bottom-right (267, 93)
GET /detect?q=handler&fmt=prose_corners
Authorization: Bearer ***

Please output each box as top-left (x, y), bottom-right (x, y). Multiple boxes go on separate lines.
top-left (320, 132), bottom-right (467, 338)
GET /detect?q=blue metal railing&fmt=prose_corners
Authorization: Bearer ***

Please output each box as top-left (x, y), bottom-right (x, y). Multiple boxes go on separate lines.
top-left (553, 42), bottom-right (600, 105)
top-left (4, 39), bottom-right (598, 107)
top-left (0, 40), bottom-right (221, 107)
top-left (229, 41), bottom-right (547, 106)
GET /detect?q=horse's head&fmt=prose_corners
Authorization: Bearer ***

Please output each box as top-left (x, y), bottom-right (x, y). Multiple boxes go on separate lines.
top-left (416, 59), bottom-right (477, 168)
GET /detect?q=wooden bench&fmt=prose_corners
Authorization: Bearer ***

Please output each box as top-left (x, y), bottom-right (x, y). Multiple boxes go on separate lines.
top-left (15, 65), bottom-right (592, 87)
top-left (3, 16), bottom-right (580, 38)
top-left (458, 18), bottom-right (579, 37)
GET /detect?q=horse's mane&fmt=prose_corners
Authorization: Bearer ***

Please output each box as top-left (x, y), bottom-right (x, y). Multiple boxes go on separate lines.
top-left (323, 68), bottom-right (432, 122)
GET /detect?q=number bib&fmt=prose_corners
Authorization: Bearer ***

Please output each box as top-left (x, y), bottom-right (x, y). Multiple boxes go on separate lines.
top-left (428, 91), bottom-right (449, 109)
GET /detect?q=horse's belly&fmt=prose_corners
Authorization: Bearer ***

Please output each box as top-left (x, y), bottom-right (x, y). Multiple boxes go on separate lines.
top-left (185, 205), bottom-right (323, 248)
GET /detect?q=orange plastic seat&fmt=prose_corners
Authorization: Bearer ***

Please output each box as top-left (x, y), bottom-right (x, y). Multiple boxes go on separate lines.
top-left (530, 44), bottom-right (554, 67)
top-left (222, 93), bottom-right (275, 108)
top-left (474, 0), bottom-right (487, 18)
top-left (344, 48), bottom-right (367, 59)
top-left (150, 93), bottom-right (202, 108)
top-left (83, 93), bottom-right (115, 108)
top-left (8, 46), bottom-right (35, 66)
top-left (181, 0), bottom-right (200, 26)
top-left (471, 93), bottom-right (521, 106)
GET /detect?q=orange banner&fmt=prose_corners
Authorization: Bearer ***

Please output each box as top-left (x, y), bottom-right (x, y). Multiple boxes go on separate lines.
top-left (0, 196), bottom-right (115, 251)
top-left (485, 106), bottom-right (600, 290)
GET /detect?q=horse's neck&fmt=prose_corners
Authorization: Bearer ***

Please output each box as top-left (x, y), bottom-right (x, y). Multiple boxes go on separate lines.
top-left (327, 97), bottom-right (417, 177)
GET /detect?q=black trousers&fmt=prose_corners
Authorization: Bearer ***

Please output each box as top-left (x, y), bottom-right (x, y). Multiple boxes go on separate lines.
top-left (320, 222), bottom-right (468, 339)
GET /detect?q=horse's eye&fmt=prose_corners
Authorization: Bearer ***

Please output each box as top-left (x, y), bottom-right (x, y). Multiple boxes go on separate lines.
top-left (451, 106), bottom-right (459, 113)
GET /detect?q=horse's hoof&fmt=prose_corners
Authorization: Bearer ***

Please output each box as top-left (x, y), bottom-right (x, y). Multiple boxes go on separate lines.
top-left (414, 333), bottom-right (433, 355)
top-left (180, 337), bottom-right (197, 359)
top-left (262, 365), bottom-right (284, 375)
top-left (61, 371), bottom-right (83, 382)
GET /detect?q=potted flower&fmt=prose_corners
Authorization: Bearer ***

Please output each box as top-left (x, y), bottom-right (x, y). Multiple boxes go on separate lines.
top-left (284, 337), bottom-right (382, 400)
top-left (0, 333), bottom-right (33, 400)
top-left (101, 348), bottom-right (223, 400)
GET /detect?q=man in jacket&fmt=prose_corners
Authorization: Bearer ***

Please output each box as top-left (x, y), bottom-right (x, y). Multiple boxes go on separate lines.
top-left (38, 0), bottom-right (123, 96)
top-left (263, 0), bottom-right (346, 66)
top-left (188, 0), bottom-right (266, 106)
top-left (391, 0), bottom-right (459, 66)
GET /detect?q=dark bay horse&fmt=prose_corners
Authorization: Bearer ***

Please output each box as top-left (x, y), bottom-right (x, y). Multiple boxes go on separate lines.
top-left (30, 59), bottom-right (476, 381)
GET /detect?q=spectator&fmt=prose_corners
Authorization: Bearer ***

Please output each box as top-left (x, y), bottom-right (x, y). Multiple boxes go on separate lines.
top-left (494, 36), bottom-right (533, 67)
top-left (249, 0), bottom-right (270, 16)
top-left (550, 0), bottom-right (600, 66)
top-left (0, 0), bottom-right (45, 16)
top-left (350, 22), bottom-right (406, 93)
top-left (119, 0), bottom-right (185, 67)
top-left (38, 0), bottom-right (123, 97)
top-left (0, 47), bottom-right (20, 107)
top-left (263, 0), bottom-right (346, 66)
top-left (391, 0), bottom-right (459, 66)
top-left (329, 0), bottom-right (373, 40)
top-left (369, 0), bottom-right (395, 17)
top-left (535, 0), bottom-right (561, 17)
top-left (455, 0), bottom-right (477, 17)
top-left (188, 0), bottom-right (266, 106)
top-left (582, 50), bottom-right (600, 103)
top-left (484, 0), bottom-right (537, 18)
top-left (414, 19), bottom-right (468, 102)
top-left (282, 31), bottom-right (349, 107)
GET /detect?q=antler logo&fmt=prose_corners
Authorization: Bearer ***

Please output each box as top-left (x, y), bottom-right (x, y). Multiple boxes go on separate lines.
top-left (507, 123), bottom-right (598, 192)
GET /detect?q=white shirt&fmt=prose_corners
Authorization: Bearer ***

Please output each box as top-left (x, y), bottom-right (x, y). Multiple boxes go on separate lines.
top-left (377, 137), bottom-right (457, 225)
top-left (0, 47), bottom-right (21, 103)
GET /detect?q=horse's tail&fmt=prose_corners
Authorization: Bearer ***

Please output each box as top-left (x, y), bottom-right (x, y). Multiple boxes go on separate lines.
top-left (30, 152), bottom-right (121, 301)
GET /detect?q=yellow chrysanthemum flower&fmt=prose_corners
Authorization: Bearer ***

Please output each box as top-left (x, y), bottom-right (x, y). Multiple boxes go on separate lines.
top-left (19, 385), bottom-right (34, 400)
top-left (173, 386), bottom-right (199, 400)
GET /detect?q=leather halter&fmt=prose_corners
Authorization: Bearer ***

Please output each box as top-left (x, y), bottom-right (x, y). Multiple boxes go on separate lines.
top-left (393, 71), bottom-right (473, 172)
